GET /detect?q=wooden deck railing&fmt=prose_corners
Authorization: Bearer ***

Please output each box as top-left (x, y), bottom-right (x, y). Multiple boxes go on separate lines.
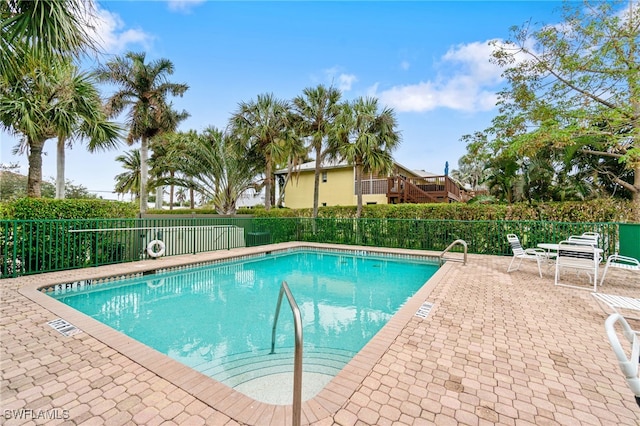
top-left (353, 176), bottom-right (471, 203)
top-left (387, 176), bottom-right (470, 203)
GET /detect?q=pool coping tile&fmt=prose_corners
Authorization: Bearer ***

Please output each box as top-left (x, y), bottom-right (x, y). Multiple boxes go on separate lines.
top-left (5, 241), bottom-right (640, 425)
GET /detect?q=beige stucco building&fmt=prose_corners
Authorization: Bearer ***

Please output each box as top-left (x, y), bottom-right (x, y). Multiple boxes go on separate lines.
top-left (275, 160), bottom-right (443, 209)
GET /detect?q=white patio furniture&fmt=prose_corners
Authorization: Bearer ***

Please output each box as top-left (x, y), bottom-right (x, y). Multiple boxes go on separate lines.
top-left (507, 234), bottom-right (547, 278)
top-left (568, 235), bottom-right (598, 247)
top-left (593, 293), bottom-right (640, 321)
top-left (603, 313), bottom-right (640, 408)
top-left (554, 240), bottom-right (600, 291)
top-left (600, 254), bottom-right (640, 287)
top-left (581, 231), bottom-right (600, 242)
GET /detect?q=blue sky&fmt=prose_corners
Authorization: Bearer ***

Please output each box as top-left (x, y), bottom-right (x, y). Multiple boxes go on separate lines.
top-left (1, 0), bottom-right (567, 199)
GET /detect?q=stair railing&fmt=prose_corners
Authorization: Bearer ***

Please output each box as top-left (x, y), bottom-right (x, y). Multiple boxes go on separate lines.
top-left (440, 239), bottom-right (468, 266)
top-left (270, 281), bottom-right (302, 426)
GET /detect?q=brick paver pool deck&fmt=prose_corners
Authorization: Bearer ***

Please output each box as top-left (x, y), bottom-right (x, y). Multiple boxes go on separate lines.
top-left (1, 242), bottom-right (639, 425)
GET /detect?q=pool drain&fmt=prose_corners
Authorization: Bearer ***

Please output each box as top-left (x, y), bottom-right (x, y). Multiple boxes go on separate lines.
top-left (47, 318), bottom-right (82, 336)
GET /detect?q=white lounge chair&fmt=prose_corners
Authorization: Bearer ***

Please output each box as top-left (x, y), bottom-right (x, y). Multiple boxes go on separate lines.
top-left (554, 240), bottom-right (600, 291)
top-left (600, 254), bottom-right (640, 287)
top-left (603, 313), bottom-right (640, 408)
top-left (506, 234), bottom-right (547, 278)
top-left (593, 293), bottom-right (640, 321)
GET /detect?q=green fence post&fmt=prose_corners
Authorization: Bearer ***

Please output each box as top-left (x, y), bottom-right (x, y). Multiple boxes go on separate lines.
top-left (12, 221), bottom-right (17, 278)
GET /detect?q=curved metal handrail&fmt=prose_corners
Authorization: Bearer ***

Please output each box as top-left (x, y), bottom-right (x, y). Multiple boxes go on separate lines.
top-left (270, 281), bottom-right (303, 426)
top-left (440, 239), bottom-right (468, 266)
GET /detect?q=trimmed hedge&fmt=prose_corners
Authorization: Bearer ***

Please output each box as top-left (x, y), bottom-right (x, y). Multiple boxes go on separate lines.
top-left (0, 198), bottom-right (138, 220)
top-left (250, 199), bottom-right (634, 223)
top-left (7, 198), bottom-right (628, 223)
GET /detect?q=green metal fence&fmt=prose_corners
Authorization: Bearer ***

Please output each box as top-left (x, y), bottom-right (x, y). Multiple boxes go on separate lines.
top-left (0, 217), bottom-right (620, 279)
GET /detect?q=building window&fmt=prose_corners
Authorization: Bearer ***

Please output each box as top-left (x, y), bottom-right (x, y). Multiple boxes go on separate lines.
top-left (322, 202), bottom-right (327, 206)
top-left (366, 202), bottom-right (377, 205)
top-left (322, 171), bottom-right (327, 183)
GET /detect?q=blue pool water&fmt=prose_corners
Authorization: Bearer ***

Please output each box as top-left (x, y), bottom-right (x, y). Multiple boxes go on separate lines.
top-left (51, 249), bottom-right (438, 402)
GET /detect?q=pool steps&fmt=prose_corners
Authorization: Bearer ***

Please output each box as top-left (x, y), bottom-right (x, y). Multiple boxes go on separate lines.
top-left (186, 347), bottom-right (353, 388)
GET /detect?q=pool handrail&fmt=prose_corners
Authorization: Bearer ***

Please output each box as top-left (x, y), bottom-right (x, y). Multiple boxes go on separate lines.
top-left (270, 281), bottom-right (303, 426)
top-left (440, 239), bottom-right (468, 266)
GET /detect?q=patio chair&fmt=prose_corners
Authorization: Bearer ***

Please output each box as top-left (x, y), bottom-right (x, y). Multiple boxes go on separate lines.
top-left (568, 235), bottom-right (598, 247)
top-left (506, 234), bottom-right (547, 278)
top-left (581, 231), bottom-right (600, 243)
top-left (567, 235), bottom-right (603, 262)
top-left (592, 293), bottom-right (640, 321)
top-left (600, 254), bottom-right (640, 287)
top-left (554, 240), bottom-right (599, 291)
top-left (603, 313), bottom-right (640, 408)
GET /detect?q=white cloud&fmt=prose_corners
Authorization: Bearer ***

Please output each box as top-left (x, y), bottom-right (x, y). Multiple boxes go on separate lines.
top-left (86, 3), bottom-right (153, 54)
top-left (338, 73), bottom-right (358, 91)
top-left (167, 0), bottom-right (206, 13)
top-left (376, 39), bottom-right (507, 113)
top-left (324, 67), bottom-right (358, 92)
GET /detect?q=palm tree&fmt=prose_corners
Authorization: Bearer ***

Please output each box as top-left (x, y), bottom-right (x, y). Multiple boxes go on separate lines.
top-left (96, 51), bottom-right (189, 213)
top-left (292, 85), bottom-right (342, 217)
top-left (54, 66), bottom-right (122, 199)
top-left (166, 127), bottom-right (260, 215)
top-left (149, 107), bottom-right (189, 209)
top-left (114, 149), bottom-right (141, 200)
top-left (232, 93), bottom-right (296, 210)
top-left (150, 131), bottom-right (187, 210)
top-left (1, 0), bottom-right (98, 81)
top-left (484, 155), bottom-right (521, 203)
top-left (332, 97), bottom-right (401, 218)
top-left (0, 54), bottom-right (119, 197)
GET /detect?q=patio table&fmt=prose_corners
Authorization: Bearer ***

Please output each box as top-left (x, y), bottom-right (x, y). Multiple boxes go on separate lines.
top-left (537, 243), bottom-right (603, 255)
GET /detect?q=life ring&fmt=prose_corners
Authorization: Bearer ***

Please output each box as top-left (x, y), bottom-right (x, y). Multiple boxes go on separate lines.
top-left (147, 239), bottom-right (166, 258)
top-left (147, 278), bottom-right (165, 289)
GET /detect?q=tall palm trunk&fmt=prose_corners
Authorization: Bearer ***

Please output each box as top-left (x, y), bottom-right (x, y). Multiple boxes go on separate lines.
top-left (140, 136), bottom-right (149, 213)
top-left (155, 186), bottom-right (163, 209)
top-left (312, 143), bottom-right (322, 217)
top-left (355, 161), bottom-right (363, 218)
top-left (27, 139), bottom-right (45, 197)
top-left (56, 136), bottom-right (66, 199)
top-left (264, 153), bottom-right (273, 210)
top-left (169, 171), bottom-right (175, 210)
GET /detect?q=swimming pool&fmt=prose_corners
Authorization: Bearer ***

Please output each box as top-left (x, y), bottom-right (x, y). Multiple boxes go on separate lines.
top-left (47, 247), bottom-right (438, 404)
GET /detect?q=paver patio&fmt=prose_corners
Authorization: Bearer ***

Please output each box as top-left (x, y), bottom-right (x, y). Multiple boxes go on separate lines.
top-left (1, 243), bottom-right (639, 425)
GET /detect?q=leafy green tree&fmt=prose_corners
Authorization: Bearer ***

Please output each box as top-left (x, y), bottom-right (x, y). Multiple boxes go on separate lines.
top-left (96, 52), bottom-right (189, 213)
top-left (332, 97), bottom-right (401, 218)
top-left (490, 0), bottom-right (640, 219)
top-left (232, 93), bottom-right (297, 210)
top-left (0, 165), bottom-right (94, 200)
top-left (519, 152), bottom-right (557, 203)
top-left (453, 132), bottom-right (492, 191)
top-left (292, 85), bottom-right (342, 217)
top-left (483, 154), bottom-right (521, 204)
top-left (1, 55), bottom-right (119, 197)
